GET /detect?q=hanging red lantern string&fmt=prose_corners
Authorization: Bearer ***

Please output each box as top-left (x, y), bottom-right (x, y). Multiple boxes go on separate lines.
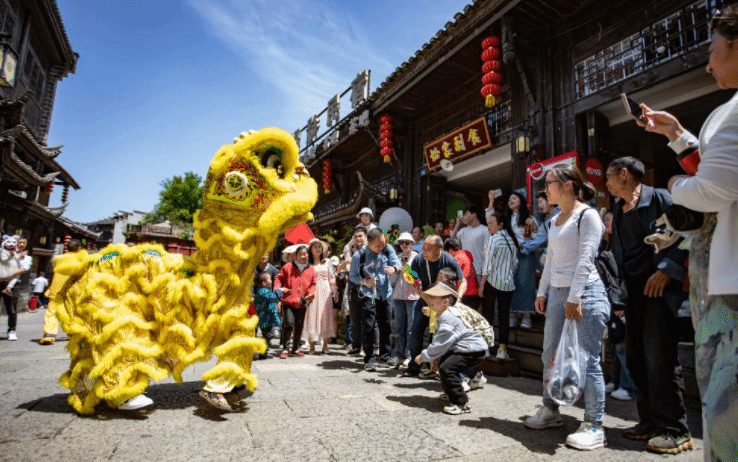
top-left (45, 182), bottom-right (54, 194)
top-left (480, 35), bottom-right (502, 108)
top-left (379, 114), bottom-right (393, 163)
top-left (62, 185), bottom-right (70, 203)
top-left (322, 159), bottom-right (332, 194)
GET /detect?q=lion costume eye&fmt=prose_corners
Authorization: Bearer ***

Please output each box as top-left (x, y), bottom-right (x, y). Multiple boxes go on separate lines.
top-left (223, 171), bottom-right (249, 197)
top-left (261, 149), bottom-right (285, 178)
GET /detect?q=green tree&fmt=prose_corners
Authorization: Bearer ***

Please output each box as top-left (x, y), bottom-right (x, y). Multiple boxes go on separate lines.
top-left (144, 172), bottom-right (204, 225)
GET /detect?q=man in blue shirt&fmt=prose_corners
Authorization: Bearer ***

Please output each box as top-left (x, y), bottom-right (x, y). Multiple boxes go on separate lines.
top-left (349, 228), bottom-right (402, 371)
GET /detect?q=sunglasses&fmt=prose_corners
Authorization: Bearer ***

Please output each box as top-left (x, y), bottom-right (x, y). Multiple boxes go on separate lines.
top-left (398, 241), bottom-right (413, 245)
top-left (710, 9), bottom-right (738, 33)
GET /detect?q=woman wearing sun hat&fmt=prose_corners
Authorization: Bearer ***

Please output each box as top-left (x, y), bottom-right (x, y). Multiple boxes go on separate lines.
top-left (389, 231), bottom-right (419, 368)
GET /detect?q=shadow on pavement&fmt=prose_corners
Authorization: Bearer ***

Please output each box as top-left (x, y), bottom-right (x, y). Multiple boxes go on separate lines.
top-left (385, 394), bottom-right (446, 412)
top-left (316, 359), bottom-right (364, 372)
top-left (458, 415), bottom-right (669, 455)
top-left (17, 381), bottom-right (255, 420)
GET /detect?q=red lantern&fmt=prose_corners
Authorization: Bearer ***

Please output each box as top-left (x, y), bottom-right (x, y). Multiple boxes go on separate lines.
top-left (480, 35), bottom-right (503, 108)
top-left (481, 36), bottom-right (501, 49)
top-left (379, 114), bottom-right (394, 163)
top-left (482, 60), bottom-right (502, 73)
top-left (482, 72), bottom-right (503, 85)
top-left (322, 159), bottom-right (332, 194)
top-left (61, 185), bottom-right (70, 203)
top-left (45, 182), bottom-right (54, 194)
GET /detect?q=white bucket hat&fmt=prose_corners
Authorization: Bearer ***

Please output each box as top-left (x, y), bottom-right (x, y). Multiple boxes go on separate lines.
top-left (396, 232), bottom-right (414, 244)
top-left (357, 207), bottom-right (374, 219)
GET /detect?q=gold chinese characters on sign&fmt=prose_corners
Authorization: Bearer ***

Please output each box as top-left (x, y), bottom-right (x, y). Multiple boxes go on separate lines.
top-left (423, 116), bottom-right (492, 172)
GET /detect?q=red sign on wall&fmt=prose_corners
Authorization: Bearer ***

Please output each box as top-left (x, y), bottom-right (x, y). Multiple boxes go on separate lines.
top-left (423, 116), bottom-right (493, 172)
top-left (584, 158), bottom-right (604, 186)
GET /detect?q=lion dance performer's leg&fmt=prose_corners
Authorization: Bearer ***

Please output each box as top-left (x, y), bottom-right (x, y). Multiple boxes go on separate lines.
top-left (192, 227), bottom-right (267, 410)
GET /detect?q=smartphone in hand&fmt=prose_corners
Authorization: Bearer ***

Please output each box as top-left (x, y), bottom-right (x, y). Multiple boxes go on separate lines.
top-left (621, 93), bottom-right (646, 123)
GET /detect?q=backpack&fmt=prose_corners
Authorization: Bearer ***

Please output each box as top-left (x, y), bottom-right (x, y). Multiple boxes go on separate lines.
top-left (577, 208), bottom-right (628, 310)
top-left (449, 304), bottom-right (495, 347)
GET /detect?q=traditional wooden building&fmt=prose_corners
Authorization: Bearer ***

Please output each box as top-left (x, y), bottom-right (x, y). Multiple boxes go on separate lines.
top-left (124, 222), bottom-right (197, 256)
top-left (0, 0), bottom-right (96, 277)
top-left (301, 0), bottom-right (728, 230)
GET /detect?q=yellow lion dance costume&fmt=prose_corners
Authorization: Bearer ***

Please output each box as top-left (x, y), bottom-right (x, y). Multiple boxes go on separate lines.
top-left (53, 128), bottom-right (317, 414)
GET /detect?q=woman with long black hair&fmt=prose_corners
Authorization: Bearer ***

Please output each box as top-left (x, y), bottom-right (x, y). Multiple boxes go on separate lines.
top-left (505, 192), bottom-right (538, 329)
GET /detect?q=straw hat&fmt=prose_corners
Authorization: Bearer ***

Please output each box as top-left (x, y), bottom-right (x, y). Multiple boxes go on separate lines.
top-left (422, 282), bottom-right (459, 299)
top-left (307, 238), bottom-right (330, 255)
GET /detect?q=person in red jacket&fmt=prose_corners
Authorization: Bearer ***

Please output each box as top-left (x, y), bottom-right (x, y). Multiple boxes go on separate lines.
top-left (443, 238), bottom-right (480, 310)
top-left (274, 245), bottom-right (316, 358)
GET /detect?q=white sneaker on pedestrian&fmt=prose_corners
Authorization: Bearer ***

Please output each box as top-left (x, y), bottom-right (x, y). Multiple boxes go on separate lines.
top-left (610, 388), bottom-right (635, 401)
top-left (443, 403), bottom-right (471, 415)
top-left (520, 314), bottom-right (532, 329)
top-left (523, 405), bottom-right (563, 429)
top-left (117, 394), bottom-right (154, 410)
top-left (401, 358), bottom-right (410, 369)
top-left (469, 371), bottom-right (487, 390)
top-left (496, 347), bottom-right (509, 360)
top-left (604, 382), bottom-right (616, 393)
top-left (566, 422), bottom-right (607, 450)
top-left (508, 316), bottom-right (519, 328)
top-left (461, 378), bottom-right (471, 392)
top-left (7, 330), bottom-right (17, 341)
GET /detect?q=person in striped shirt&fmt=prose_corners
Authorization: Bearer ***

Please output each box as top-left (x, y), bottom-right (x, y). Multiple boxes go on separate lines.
top-left (478, 212), bottom-right (518, 360)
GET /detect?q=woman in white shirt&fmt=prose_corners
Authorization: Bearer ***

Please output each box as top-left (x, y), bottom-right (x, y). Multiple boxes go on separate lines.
top-left (523, 164), bottom-right (609, 451)
top-left (478, 212), bottom-right (518, 360)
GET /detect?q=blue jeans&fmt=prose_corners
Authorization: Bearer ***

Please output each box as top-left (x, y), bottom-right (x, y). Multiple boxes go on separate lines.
top-left (392, 299), bottom-right (415, 360)
top-left (615, 342), bottom-right (638, 396)
top-left (406, 299), bottom-right (429, 374)
top-left (541, 280), bottom-right (610, 426)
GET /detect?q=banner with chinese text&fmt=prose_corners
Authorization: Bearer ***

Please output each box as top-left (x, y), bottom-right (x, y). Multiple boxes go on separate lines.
top-left (423, 116), bottom-right (493, 172)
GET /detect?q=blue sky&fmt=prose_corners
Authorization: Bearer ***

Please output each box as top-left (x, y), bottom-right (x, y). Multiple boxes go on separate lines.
top-left (48, 0), bottom-right (470, 223)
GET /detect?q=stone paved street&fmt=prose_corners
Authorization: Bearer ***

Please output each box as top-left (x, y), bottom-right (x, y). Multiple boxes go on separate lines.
top-left (1, 310), bottom-right (703, 461)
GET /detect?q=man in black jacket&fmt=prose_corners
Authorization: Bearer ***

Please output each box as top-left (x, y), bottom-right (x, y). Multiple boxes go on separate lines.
top-left (606, 157), bottom-right (693, 455)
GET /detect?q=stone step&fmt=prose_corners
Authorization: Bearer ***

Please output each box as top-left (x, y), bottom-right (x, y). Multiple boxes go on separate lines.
top-left (479, 355), bottom-right (519, 376)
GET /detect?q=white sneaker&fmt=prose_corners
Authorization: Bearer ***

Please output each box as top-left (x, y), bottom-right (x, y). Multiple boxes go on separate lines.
top-left (117, 394), bottom-right (154, 410)
top-left (400, 358), bottom-right (410, 369)
top-left (508, 316), bottom-right (519, 328)
top-left (520, 314), bottom-right (532, 329)
top-left (524, 405), bottom-right (563, 429)
top-left (604, 382), bottom-right (616, 393)
top-left (496, 347), bottom-right (509, 360)
top-left (566, 422), bottom-right (607, 450)
top-left (469, 371), bottom-right (487, 390)
top-left (443, 403), bottom-right (471, 415)
top-left (461, 378), bottom-right (471, 392)
top-left (7, 330), bottom-right (17, 341)
top-left (610, 388), bottom-right (635, 401)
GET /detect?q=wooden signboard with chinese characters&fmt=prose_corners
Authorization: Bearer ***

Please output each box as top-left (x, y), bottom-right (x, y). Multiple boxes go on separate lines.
top-left (423, 116), bottom-right (493, 172)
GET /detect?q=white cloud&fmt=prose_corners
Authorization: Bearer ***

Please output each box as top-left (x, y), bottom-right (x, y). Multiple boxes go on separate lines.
top-left (188, 0), bottom-right (394, 130)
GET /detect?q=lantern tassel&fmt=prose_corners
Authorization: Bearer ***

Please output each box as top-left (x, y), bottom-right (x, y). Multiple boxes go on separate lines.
top-left (485, 95), bottom-right (496, 108)
top-left (383, 156), bottom-right (391, 163)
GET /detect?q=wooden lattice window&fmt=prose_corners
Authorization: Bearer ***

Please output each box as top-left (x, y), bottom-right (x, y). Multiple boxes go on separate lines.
top-left (574, 0), bottom-right (721, 99)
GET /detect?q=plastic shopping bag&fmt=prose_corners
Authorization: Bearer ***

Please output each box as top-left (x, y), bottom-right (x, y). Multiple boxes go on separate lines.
top-left (545, 319), bottom-right (588, 406)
